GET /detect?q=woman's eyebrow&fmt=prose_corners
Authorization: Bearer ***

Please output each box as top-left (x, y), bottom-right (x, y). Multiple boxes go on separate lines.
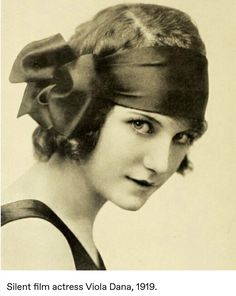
top-left (128, 111), bottom-right (162, 126)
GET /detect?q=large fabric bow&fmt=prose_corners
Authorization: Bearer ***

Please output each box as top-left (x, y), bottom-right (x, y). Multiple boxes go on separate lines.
top-left (10, 34), bottom-right (99, 137)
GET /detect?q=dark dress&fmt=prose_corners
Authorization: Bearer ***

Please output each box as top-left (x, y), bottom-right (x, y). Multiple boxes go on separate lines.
top-left (1, 199), bottom-right (106, 270)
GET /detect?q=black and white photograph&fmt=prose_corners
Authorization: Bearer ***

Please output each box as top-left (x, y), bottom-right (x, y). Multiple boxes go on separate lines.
top-left (1, 0), bottom-right (235, 275)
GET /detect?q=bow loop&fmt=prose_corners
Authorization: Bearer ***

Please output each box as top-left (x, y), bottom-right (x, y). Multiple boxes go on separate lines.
top-left (37, 85), bottom-right (56, 105)
top-left (10, 34), bottom-right (76, 83)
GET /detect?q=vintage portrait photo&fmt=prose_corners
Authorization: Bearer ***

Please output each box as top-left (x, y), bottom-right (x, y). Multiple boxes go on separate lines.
top-left (1, 0), bottom-right (235, 271)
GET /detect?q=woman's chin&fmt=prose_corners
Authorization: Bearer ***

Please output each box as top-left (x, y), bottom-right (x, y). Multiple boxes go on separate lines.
top-left (111, 194), bottom-right (150, 211)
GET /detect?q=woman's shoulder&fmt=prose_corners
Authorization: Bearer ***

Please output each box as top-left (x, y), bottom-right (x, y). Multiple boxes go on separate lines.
top-left (1, 206), bottom-right (75, 270)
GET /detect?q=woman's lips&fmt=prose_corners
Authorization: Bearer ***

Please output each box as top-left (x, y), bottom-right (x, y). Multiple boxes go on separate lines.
top-left (126, 176), bottom-right (156, 188)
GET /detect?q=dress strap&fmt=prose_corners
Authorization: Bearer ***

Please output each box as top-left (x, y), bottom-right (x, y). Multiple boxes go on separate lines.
top-left (1, 199), bottom-right (106, 270)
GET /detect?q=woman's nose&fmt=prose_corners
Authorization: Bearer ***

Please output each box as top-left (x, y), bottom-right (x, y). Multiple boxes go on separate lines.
top-left (143, 136), bottom-right (171, 174)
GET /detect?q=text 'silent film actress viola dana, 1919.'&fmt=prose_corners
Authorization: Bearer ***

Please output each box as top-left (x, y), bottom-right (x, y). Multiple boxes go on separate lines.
top-left (1, 2), bottom-right (209, 270)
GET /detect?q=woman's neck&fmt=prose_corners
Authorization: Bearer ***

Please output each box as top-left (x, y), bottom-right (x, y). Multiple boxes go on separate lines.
top-left (4, 153), bottom-right (106, 266)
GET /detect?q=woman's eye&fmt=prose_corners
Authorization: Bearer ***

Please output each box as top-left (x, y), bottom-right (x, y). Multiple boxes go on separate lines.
top-left (131, 120), bottom-right (153, 134)
top-left (174, 132), bottom-right (194, 145)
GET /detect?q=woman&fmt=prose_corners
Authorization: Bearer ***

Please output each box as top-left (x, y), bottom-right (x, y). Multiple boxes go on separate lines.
top-left (1, 3), bottom-right (208, 270)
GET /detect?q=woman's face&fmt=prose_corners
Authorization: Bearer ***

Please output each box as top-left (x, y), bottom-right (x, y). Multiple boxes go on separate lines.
top-left (81, 105), bottom-right (195, 211)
